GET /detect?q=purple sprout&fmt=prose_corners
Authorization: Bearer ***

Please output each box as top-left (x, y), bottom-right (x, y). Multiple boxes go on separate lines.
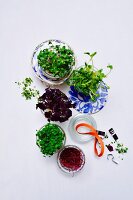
top-left (36, 88), bottom-right (75, 122)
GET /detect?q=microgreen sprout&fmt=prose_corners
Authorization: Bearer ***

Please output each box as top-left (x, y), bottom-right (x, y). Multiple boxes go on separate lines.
top-left (37, 41), bottom-right (75, 78)
top-left (67, 52), bottom-right (113, 101)
top-left (36, 123), bottom-right (65, 156)
top-left (15, 77), bottom-right (40, 100)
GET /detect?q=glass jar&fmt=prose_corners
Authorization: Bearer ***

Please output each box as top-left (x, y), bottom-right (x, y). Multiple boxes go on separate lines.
top-left (57, 145), bottom-right (85, 176)
top-left (68, 113), bottom-right (97, 142)
top-left (31, 39), bottom-right (77, 85)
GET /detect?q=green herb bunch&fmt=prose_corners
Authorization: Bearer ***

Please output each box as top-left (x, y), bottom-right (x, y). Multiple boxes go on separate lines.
top-left (67, 52), bottom-right (113, 101)
top-left (36, 123), bottom-right (65, 156)
top-left (115, 143), bottom-right (128, 154)
top-left (15, 77), bottom-right (40, 100)
top-left (37, 41), bottom-right (75, 78)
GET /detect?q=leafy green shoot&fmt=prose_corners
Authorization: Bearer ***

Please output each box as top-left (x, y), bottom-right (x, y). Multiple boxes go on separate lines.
top-left (67, 52), bottom-right (113, 101)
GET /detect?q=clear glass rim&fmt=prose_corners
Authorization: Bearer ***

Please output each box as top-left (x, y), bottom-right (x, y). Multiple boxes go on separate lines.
top-left (57, 145), bottom-right (85, 175)
top-left (68, 113), bottom-right (97, 143)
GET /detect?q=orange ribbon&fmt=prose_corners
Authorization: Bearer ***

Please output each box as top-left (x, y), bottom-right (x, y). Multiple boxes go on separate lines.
top-left (75, 123), bottom-right (104, 157)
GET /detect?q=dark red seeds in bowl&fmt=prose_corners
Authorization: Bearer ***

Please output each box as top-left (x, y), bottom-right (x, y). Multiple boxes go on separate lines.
top-left (57, 145), bottom-right (85, 174)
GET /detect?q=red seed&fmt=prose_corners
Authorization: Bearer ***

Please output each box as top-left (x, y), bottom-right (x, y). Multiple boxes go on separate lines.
top-left (59, 147), bottom-right (84, 171)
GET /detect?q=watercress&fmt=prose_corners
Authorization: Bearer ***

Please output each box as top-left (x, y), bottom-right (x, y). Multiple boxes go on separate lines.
top-left (36, 123), bottom-right (65, 156)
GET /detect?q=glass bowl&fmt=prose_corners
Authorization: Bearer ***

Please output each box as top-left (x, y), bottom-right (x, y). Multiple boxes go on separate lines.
top-left (36, 124), bottom-right (66, 156)
top-left (68, 113), bottom-right (97, 143)
top-left (57, 145), bottom-right (85, 176)
top-left (31, 39), bottom-right (77, 85)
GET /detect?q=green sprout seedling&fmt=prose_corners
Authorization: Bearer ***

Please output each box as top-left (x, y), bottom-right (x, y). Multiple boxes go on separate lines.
top-left (67, 52), bottom-right (113, 101)
top-left (15, 77), bottom-right (40, 100)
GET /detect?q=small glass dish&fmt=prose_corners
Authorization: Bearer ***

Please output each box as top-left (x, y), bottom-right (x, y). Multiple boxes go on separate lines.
top-left (68, 81), bottom-right (108, 115)
top-left (31, 39), bottom-right (77, 85)
top-left (57, 145), bottom-right (85, 176)
top-left (68, 113), bottom-right (97, 143)
top-left (36, 124), bottom-right (66, 156)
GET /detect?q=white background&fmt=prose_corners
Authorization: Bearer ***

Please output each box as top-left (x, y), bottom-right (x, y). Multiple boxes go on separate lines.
top-left (0, 0), bottom-right (133, 200)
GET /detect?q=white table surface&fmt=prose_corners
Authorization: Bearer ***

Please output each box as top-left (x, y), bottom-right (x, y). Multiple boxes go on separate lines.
top-left (0, 0), bottom-right (133, 200)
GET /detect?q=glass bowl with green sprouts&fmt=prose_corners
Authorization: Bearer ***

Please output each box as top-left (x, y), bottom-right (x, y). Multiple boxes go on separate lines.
top-left (31, 39), bottom-right (76, 85)
top-left (67, 52), bottom-right (113, 102)
top-left (36, 123), bottom-right (66, 157)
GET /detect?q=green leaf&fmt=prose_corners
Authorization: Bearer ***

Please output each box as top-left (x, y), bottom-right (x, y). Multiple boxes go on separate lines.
top-left (85, 62), bottom-right (88, 66)
top-left (84, 52), bottom-right (90, 55)
top-left (90, 52), bottom-right (97, 58)
top-left (107, 65), bottom-right (113, 70)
